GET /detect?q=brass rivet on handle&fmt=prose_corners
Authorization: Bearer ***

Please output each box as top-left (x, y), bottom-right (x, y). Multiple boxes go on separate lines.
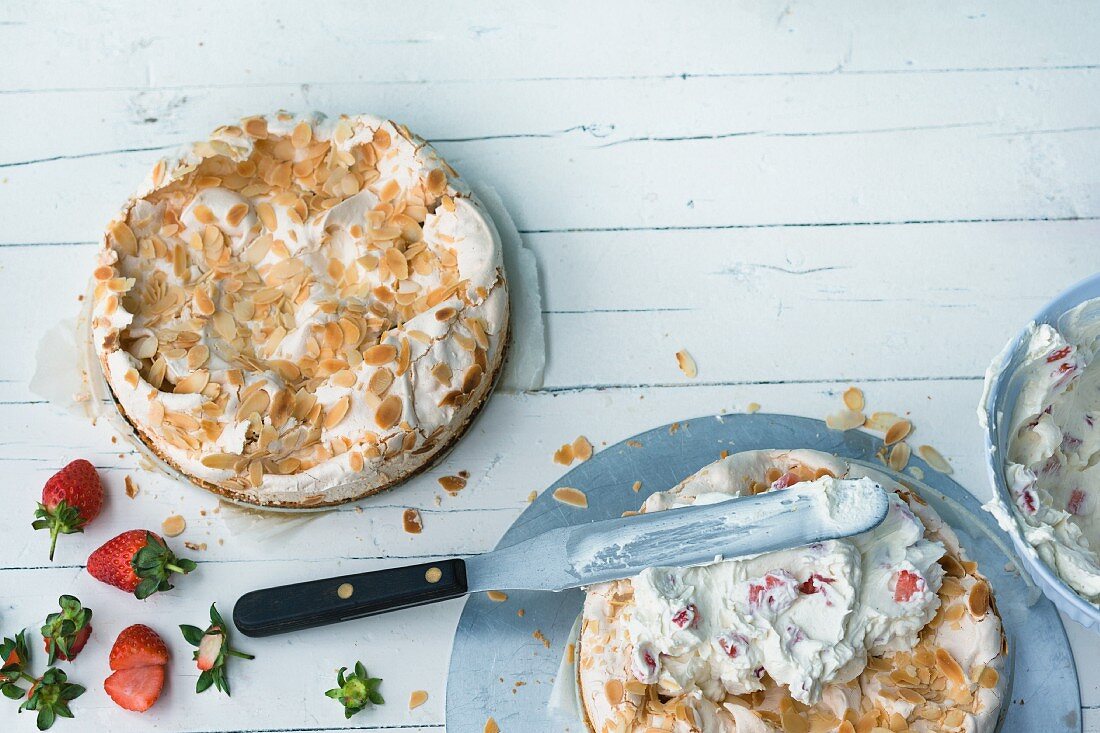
top-left (425, 567), bottom-right (443, 584)
top-left (337, 583), bottom-right (354, 599)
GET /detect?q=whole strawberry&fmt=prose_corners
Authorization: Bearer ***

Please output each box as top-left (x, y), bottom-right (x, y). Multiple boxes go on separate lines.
top-left (87, 531), bottom-right (196, 600)
top-left (33, 460), bottom-right (104, 561)
top-left (41, 596), bottom-right (93, 665)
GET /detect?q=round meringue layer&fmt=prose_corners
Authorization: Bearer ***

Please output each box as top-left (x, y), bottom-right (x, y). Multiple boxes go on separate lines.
top-left (577, 449), bottom-right (1007, 733)
top-left (90, 113), bottom-right (508, 506)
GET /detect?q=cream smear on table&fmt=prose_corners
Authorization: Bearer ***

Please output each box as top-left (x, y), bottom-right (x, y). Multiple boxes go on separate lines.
top-left (984, 298), bottom-right (1100, 604)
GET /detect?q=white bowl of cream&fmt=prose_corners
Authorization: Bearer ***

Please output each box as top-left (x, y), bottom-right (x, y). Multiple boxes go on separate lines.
top-left (979, 272), bottom-right (1100, 631)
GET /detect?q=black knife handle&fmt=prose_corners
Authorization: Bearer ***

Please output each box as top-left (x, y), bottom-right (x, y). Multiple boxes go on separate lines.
top-left (232, 558), bottom-right (468, 637)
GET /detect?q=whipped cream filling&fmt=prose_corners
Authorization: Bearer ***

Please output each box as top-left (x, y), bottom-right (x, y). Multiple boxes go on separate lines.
top-left (986, 298), bottom-right (1100, 604)
top-left (625, 476), bottom-right (945, 705)
top-left (90, 113), bottom-right (508, 504)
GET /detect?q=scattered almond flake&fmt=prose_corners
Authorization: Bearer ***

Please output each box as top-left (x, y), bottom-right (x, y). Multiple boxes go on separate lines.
top-left (884, 419), bottom-right (913, 446)
top-left (553, 487), bottom-right (588, 508)
top-left (826, 409), bottom-right (865, 431)
top-left (865, 411), bottom-right (901, 432)
top-left (627, 440), bottom-right (643, 448)
top-left (907, 466), bottom-right (925, 480)
top-left (565, 642), bottom-right (575, 664)
top-left (532, 629), bottom-right (551, 648)
top-left (632, 480), bottom-right (642, 493)
top-left (487, 590), bottom-right (508, 602)
top-left (526, 490), bottom-right (538, 503)
top-left (888, 442), bottom-right (911, 472)
top-left (161, 515), bottom-right (186, 537)
top-left (675, 349), bottom-right (698, 378)
top-left (124, 475), bottom-right (140, 499)
top-left (842, 386), bottom-right (865, 411)
top-left (746, 402), bottom-right (761, 414)
top-left (402, 508), bottom-right (423, 534)
top-left (183, 541), bottom-right (207, 551)
top-left (408, 690), bottom-right (428, 710)
top-left (553, 443), bottom-right (574, 465)
top-left (438, 475), bottom-right (467, 494)
top-left (572, 435), bottom-right (593, 462)
top-left (517, 608), bottom-right (525, 617)
top-left (668, 422), bottom-right (681, 435)
top-left (719, 450), bottom-right (729, 459)
top-left (484, 718), bottom-right (500, 733)
top-left (917, 444), bottom-right (954, 474)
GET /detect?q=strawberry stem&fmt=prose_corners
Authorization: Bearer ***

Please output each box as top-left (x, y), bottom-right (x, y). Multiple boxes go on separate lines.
top-left (227, 649), bottom-right (255, 660)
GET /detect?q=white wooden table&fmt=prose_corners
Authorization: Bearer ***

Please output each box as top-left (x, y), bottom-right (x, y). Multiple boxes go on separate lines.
top-left (1, 2), bottom-right (1098, 731)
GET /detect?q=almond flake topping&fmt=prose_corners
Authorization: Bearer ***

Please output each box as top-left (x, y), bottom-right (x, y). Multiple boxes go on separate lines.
top-left (553, 486), bottom-right (588, 508)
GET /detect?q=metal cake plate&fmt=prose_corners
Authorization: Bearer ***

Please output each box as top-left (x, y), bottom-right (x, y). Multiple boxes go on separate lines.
top-left (446, 413), bottom-right (1081, 732)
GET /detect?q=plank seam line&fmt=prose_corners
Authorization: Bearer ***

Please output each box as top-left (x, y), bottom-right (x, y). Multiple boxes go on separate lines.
top-left (2, 62), bottom-right (1099, 95)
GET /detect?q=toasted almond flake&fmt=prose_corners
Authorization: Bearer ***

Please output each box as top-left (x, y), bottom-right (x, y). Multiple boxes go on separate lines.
top-left (243, 117), bottom-right (268, 139)
top-left (124, 476), bottom-right (140, 498)
top-left (483, 718), bottom-right (500, 733)
top-left (461, 364), bottom-right (483, 394)
top-left (375, 395), bottom-right (402, 429)
top-left (865, 411), bottom-right (901, 432)
top-left (572, 435), bottom-right (593, 462)
top-left (368, 368), bottom-right (394, 396)
top-left (487, 590), bottom-right (508, 602)
top-left (884, 419), bottom-right (912, 446)
top-left (175, 369), bottom-right (210, 395)
top-left (935, 648), bottom-right (966, 686)
top-left (363, 343), bottom-right (397, 365)
top-left (604, 678), bottom-right (624, 705)
top-left (193, 204), bottom-right (216, 224)
top-left (226, 203), bottom-right (249, 227)
top-left (248, 460), bottom-right (264, 488)
top-left (430, 362), bottom-right (453, 386)
top-left (746, 402), bottom-right (761, 414)
top-left (257, 202), bottom-right (277, 231)
top-left (438, 475), bottom-right (467, 494)
top-left (968, 580), bottom-right (990, 618)
top-left (843, 386), bottom-right (865, 411)
top-left (978, 667), bottom-right (1000, 689)
top-left (675, 349), bottom-right (698, 378)
top-left (553, 443), bottom-right (574, 465)
top-left (236, 389), bottom-right (271, 421)
top-left (403, 508), bottom-right (423, 534)
top-left (324, 395), bottom-right (351, 429)
top-left (161, 514), bottom-right (186, 537)
top-left (408, 690), bottom-right (428, 710)
top-left (109, 221), bottom-right (137, 254)
top-left (632, 480), bottom-right (642, 493)
top-left (291, 121), bottom-right (312, 148)
top-left (332, 369), bottom-right (357, 388)
top-left (888, 442), bottom-right (911, 472)
top-left (826, 408), bottom-right (865, 431)
top-left (553, 487), bottom-right (588, 508)
top-left (917, 444), bottom-right (954, 474)
top-left (201, 452), bottom-right (239, 469)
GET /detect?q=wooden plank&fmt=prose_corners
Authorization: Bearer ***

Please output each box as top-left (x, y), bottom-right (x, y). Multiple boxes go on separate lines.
top-left (3, 1), bottom-right (1100, 92)
top-left (3, 67), bottom-right (1099, 166)
top-left (1, 220), bottom-right (1094, 401)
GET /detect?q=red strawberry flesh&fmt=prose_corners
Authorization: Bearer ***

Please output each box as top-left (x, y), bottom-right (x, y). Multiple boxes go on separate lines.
top-left (104, 665), bottom-right (165, 712)
top-left (893, 570), bottom-right (924, 603)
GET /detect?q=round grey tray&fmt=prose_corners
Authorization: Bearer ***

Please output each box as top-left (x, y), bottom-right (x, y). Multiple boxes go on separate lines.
top-left (446, 413), bottom-right (1081, 732)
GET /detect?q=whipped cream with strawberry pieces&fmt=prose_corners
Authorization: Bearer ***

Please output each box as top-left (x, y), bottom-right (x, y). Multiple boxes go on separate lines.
top-left (984, 299), bottom-right (1100, 604)
top-left (90, 113), bottom-right (508, 506)
top-left (626, 476), bottom-right (945, 705)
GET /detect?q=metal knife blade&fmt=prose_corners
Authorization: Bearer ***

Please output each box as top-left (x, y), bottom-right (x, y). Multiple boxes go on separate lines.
top-left (463, 478), bottom-right (890, 593)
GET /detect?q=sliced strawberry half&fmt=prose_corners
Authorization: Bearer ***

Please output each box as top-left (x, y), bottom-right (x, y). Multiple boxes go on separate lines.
top-left (104, 666), bottom-right (165, 713)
